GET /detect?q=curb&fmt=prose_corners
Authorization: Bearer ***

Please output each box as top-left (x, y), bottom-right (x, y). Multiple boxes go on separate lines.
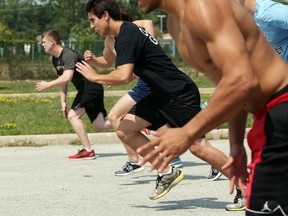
top-left (0, 88), bottom-right (216, 98)
top-left (0, 128), bottom-right (251, 147)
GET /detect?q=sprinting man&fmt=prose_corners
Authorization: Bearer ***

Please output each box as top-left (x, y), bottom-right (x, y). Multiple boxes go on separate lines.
top-left (136, 0), bottom-right (288, 215)
top-left (36, 29), bottom-right (111, 160)
top-left (77, 0), bottom-right (233, 200)
top-left (84, 13), bottom-right (183, 176)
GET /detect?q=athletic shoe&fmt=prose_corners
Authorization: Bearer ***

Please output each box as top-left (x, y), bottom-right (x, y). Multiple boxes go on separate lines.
top-left (143, 128), bottom-right (150, 135)
top-left (207, 166), bottom-right (222, 181)
top-left (114, 161), bottom-right (145, 176)
top-left (169, 157), bottom-right (184, 168)
top-left (225, 187), bottom-right (247, 211)
top-left (149, 166), bottom-right (184, 200)
top-left (68, 149), bottom-right (96, 160)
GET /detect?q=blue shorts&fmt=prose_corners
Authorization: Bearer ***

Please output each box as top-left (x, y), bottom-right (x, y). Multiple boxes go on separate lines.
top-left (128, 79), bottom-right (151, 103)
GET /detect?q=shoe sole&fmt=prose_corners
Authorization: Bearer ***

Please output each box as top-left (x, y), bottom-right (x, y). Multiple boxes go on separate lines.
top-left (225, 205), bottom-right (246, 211)
top-left (149, 171), bottom-right (185, 200)
top-left (114, 166), bottom-right (145, 176)
top-left (69, 156), bottom-right (97, 160)
top-left (208, 172), bottom-right (222, 181)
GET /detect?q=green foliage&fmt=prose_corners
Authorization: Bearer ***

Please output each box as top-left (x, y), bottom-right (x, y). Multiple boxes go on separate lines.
top-left (0, 0), bottom-right (165, 43)
top-left (0, 23), bottom-right (12, 41)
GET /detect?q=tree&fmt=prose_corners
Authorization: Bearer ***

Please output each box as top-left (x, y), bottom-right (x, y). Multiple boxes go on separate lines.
top-left (0, 22), bottom-right (12, 41)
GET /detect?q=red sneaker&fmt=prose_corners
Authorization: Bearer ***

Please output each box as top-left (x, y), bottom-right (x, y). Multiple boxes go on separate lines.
top-left (68, 149), bottom-right (96, 160)
top-left (143, 128), bottom-right (150, 135)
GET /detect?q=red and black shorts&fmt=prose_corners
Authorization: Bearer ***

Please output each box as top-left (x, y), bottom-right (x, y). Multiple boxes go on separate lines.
top-left (246, 85), bottom-right (288, 216)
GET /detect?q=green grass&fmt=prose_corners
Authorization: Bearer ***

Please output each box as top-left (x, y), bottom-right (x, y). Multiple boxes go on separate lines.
top-left (0, 96), bottom-right (119, 136)
top-left (0, 74), bottom-right (214, 94)
top-left (0, 77), bottom-right (252, 136)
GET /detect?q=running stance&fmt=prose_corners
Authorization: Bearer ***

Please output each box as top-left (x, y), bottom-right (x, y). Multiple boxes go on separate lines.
top-left (36, 29), bottom-right (111, 160)
top-left (84, 17), bottom-right (183, 175)
top-left (136, 0), bottom-right (288, 215)
top-left (78, 0), bottom-right (232, 200)
top-left (224, 0), bottom-right (288, 211)
top-left (210, 0), bottom-right (288, 210)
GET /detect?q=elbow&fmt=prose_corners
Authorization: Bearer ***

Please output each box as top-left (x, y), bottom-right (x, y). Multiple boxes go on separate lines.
top-left (120, 77), bottom-right (131, 85)
top-left (62, 77), bottom-right (72, 85)
top-left (119, 74), bottom-right (133, 84)
top-left (235, 74), bottom-right (259, 99)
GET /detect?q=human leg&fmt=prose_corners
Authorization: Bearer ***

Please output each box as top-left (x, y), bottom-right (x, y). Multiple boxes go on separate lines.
top-left (92, 112), bottom-right (111, 130)
top-left (245, 91), bottom-right (288, 215)
top-left (117, 102), bottom-right (184, 200)
top-left (108, 93), bottom-right (140, 163)
top-left (67, 107), bottom-right (96, 160)
top-left (145, 124), bottom-right (184, 168)
top-left (189, 138), bottom-right (230, 178)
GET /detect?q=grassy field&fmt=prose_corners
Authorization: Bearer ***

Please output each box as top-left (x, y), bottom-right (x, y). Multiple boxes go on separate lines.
top-left (0, 77), bottom-right (252, 136)
top-left (0, 74), bottom-right (215, 94)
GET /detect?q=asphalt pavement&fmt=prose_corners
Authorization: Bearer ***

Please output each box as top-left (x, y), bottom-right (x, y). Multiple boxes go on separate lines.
top-left (0, 139), bottom-right (250, 216)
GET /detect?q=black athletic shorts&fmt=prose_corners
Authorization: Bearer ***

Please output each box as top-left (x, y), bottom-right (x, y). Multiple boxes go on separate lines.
top-left (128, 83), bottom-right (201, 130)
top-left (71, 81), bottom-right (107, 123)
top-left (246, 85), bottom-right (288, 216)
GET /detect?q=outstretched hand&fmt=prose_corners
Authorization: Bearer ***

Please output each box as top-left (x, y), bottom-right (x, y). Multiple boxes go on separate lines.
top-left (76, 61), bottom-right (98, 82)
top-left (137, 127), bottom-right (191, 172)
top-left (35, 81), bottom-right (49, 91)
top-left (222, 145), bottom-right (248, 196)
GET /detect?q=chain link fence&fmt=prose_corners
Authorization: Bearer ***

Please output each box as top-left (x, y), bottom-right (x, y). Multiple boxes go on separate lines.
top-left (0, 39), bottom-right (179, 80)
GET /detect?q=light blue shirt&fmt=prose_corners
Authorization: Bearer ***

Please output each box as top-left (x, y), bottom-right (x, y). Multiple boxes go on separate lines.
top-left (254, 0), bottom-right (288, 62)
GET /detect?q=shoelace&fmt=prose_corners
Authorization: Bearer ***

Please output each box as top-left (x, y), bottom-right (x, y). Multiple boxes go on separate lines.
top-left (77, 149), bottom-right (85, 154)
top-left (212, 167), bottom-right (219, 173)
top-left (155, 175), bottom-right (163, 189)
top-left (234, 189), bottom-right (243, 204)
top-left (122, 162), bottom-right (133, 171)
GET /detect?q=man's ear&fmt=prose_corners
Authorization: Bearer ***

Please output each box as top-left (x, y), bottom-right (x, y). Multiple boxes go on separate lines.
top-left (103, 11), bottom-right (110, 21)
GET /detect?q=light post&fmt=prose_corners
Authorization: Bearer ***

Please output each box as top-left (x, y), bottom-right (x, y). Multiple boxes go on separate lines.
top-left (157, 15), bottom-right (166, 33)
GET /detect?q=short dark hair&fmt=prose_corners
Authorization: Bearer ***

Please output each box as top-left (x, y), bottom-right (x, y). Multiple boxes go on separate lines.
top-left (119, 5), bottom-right (133, 22)
top-left (43, 29), bottom-right (61, 45)
top-left (85, 0), bottom-right (121, 21)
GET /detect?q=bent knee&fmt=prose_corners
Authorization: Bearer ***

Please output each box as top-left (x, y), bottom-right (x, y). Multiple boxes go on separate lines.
top-left (108, 114), bottom-right (121, 129)
top-left (189, 138), bottom-right (210, 157)
top-left (67, 110), bottom-right (80, 122)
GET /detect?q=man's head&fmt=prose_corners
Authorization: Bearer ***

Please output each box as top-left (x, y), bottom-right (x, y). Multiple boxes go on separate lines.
top-left (137, 0), bottom-right (161, 13)
top-left (85, 0), bottom-right (122, 37)
top-left (42, 29), bottom-right (61, 54)
top-left (85, 0), bottom-right (121, 20)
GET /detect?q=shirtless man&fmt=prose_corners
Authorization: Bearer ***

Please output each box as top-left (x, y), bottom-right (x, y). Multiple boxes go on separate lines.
top-left (77, 0), bottom-right (234, 201)
top-left (136, 0), bottom-right (288, 215)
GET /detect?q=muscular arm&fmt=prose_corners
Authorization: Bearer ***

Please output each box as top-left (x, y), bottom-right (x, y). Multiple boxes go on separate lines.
top-left (76, 61), bottom-right (134, 86)
top-left (137, 1), bottom-right (257, 179)
top-left (183, 1), bottom-right (258, 143)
